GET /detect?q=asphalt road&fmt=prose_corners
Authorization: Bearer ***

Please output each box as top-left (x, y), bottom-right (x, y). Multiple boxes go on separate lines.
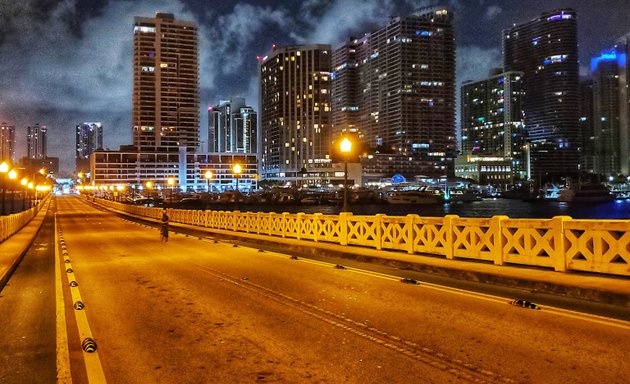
top-left (2, 195), bottom-right (629, 383)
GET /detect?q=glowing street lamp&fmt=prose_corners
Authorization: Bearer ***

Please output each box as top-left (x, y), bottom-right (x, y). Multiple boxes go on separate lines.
top-left (340, 137), bottom-right (353, 212)
top-left (204, 170), bottom-right (213, 192)
top-left (167, 177), bottom-right (176, 201)
top-left (233, 164), bottom-right (242, 192)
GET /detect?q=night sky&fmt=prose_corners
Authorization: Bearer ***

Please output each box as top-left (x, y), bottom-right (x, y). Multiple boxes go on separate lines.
top-left (0, 0), bottom-right (628, 175)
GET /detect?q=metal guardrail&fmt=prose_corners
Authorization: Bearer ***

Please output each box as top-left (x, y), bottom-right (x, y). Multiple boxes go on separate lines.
top-left (96, 199), bottom-right (630, 277)
top-left (0, 196), bottom-right (48, 243)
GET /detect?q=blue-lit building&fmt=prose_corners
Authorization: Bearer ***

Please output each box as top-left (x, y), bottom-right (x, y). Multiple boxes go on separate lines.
top-left (503, 9), bottom-right (580, 179)
top-left (590, 35), bottom-right (630, 177)
top-left (460, 70), bottom-right (526, 181)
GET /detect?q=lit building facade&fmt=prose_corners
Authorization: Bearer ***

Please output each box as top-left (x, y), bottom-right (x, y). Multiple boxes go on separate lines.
top-left (591, 40), bottom-right (629, 177)
top-left (132, 13), bottom-right (199, 152)
top-left (331, 7), bottom-right (456, 178)
top-left (0, 123), bottom-right (15, 162)
top-left (27, 123), bottom-right (47, 159)
top-left (91, 150), bottom-right (258, 192)
top-left (579, 80), bottom-right (595, 174)
top-left (503, 9), bottom-right (580, 178)
top-left (208, 98), bottom-right (257, 153)
top-left (76, 122), bottom-right (103, 173)
top-left (461, 70), bottom-right (526, 180)
top-left (259, 44), bottom-right (332, 180)
top-left (454, 155), bottom-right (513, 188)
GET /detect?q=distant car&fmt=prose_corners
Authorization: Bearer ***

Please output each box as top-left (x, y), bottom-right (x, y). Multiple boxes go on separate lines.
top-left (175, 197), bottom-right (205, 208)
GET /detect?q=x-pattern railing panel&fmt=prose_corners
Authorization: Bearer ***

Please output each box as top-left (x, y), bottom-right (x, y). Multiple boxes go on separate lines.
top-left (411, 217), bottom-right (448, 256)
top-left (452, 218), bottom-right (495, 261)
top-left (564, 220), bottom-right (630, 275)
top-left (347, 216), bottom-right (378, 247)
top-left (502, 219), bottom-right (556, 267)
top-left (381, 217), bottom-right (409, 251)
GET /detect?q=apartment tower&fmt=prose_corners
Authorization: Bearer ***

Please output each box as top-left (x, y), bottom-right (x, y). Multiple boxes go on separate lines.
top-left (208, 98), bottom-right (257, 153)
top-left (132, 13), bottom-right (199, 152)
top-left (503, 9), bottom-right (580, 178)
top-left (590, 34), bottom-right (630, 177)
top-left (27, 123), bottom-right (47, 159)
top-left (259, 45), bottom-right (332, 179)
top-left (461, 70), bottom-right (526, 179)
top-left (332, 7), bottom-right (456, 177)
top-left (0, 123), bottom-right (15, 163)
top-left (76, 122), bottom-right (104, 173)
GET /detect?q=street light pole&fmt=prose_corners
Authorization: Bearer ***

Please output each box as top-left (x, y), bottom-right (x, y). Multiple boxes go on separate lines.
top-left (7, 169), bottom-right (17, 214)
top-left (21, 178), bottom-right (27, 211)
top-left (233, 164), bottom-right (242, 209)
top-left (0, 161), bottom-right (8, 215)
top-left (340, 138), bottom-right (352, 212)
top-left (204, 170), bottom-right (213, 193)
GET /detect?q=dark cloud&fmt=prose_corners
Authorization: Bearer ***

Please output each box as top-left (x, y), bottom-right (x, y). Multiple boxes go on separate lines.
top-left (0, 0), bottom-right (627, 175)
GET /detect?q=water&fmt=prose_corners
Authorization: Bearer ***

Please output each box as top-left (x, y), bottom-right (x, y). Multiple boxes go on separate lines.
top-left (229, 198), bottom-right (630, 219)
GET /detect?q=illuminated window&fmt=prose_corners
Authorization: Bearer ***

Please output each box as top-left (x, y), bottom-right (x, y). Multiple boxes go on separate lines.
top-left (134, 26), bottom-right (155, 33)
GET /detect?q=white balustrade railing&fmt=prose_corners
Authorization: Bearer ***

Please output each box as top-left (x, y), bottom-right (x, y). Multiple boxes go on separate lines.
top-left (95, 199), bottom-right (630, 277)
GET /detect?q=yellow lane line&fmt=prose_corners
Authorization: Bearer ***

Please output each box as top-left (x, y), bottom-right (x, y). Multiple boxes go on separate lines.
top-left (542, 306), bottom-right (630, 330)
top-left (57, 220), bottom-right (108, 383)
top-left (55, 214), bottom-right (72, 384)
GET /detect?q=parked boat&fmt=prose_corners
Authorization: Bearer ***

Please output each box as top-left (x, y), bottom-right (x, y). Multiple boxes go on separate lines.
top-left (557, 183), bottom-right (614, 203)
top-left (386, 190), bottom-right (444, 204)
top-left (445, 189), bottom-right (482, 202)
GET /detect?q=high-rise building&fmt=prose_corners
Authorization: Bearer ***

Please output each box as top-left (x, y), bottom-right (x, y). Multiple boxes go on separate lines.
top-left (590, 35), bottom-right (630, 177)
top-left (579, 80), bottom-right (595, 174)
top-left (461, 70), bottom-right (526, 179)
top-left (27, 123), bottom-right (47, 159)
top-left (503, 9), bottom-right (580, 179)
top-left (332, 7), bottom-right (456, 178)
top-left (76, 122), bottom-right (104, 173)
top-left (208, 98), bottom-right (257, 153)
top-left (618, 34), bottom-right (630, 176)
top-left (132, 13), bottom-right (199, 152)
top-left (259, 45), bottom-right (332, 179)
top-left (0, 123), bottom-right (15, 163)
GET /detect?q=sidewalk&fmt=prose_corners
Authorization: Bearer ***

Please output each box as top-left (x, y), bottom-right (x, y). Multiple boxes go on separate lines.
top-left (0, 203), bottom-right (50, 291)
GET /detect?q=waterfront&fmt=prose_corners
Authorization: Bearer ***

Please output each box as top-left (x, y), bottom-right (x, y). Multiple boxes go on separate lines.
top-left (227, 198), bottom-right (630, 219)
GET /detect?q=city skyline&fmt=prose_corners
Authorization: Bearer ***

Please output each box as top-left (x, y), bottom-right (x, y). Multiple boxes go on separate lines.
top-left (0, 0), bottom-right (628, 174)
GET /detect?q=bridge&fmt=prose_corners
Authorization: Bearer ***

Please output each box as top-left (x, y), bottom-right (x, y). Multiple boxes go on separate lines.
top-left (1, 195), bottom-right (629, 383)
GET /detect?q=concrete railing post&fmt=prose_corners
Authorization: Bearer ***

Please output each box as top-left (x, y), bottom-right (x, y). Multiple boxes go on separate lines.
top-left (282, 212), bottom-right (289, 238)
top-left (233, 210), bottom-right (240, 232)
top-left (296, 213), bottom-right (304, 240)
top-left (339, 212), bottom-right (352, 246)
top-left (491, 215), bottom-right (509, 266)
top-left (406, 214), bottom-right (419, 254)
top-left (551, 216), bottom-right (571, 272)
top-left (375, 214), bottom-right (384, 250)
top-left (444, 215), bottom-right (459, 260)
top-left (313, 213), bottom-right (322, 242)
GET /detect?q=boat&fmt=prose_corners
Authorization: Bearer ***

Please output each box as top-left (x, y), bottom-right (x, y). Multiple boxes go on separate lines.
top-left (386, 190), bottom-right (444, 204)
top-left (445, 189), bottom-right (482, 202)
top-left (557, 183), bottom-right (614, 203)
